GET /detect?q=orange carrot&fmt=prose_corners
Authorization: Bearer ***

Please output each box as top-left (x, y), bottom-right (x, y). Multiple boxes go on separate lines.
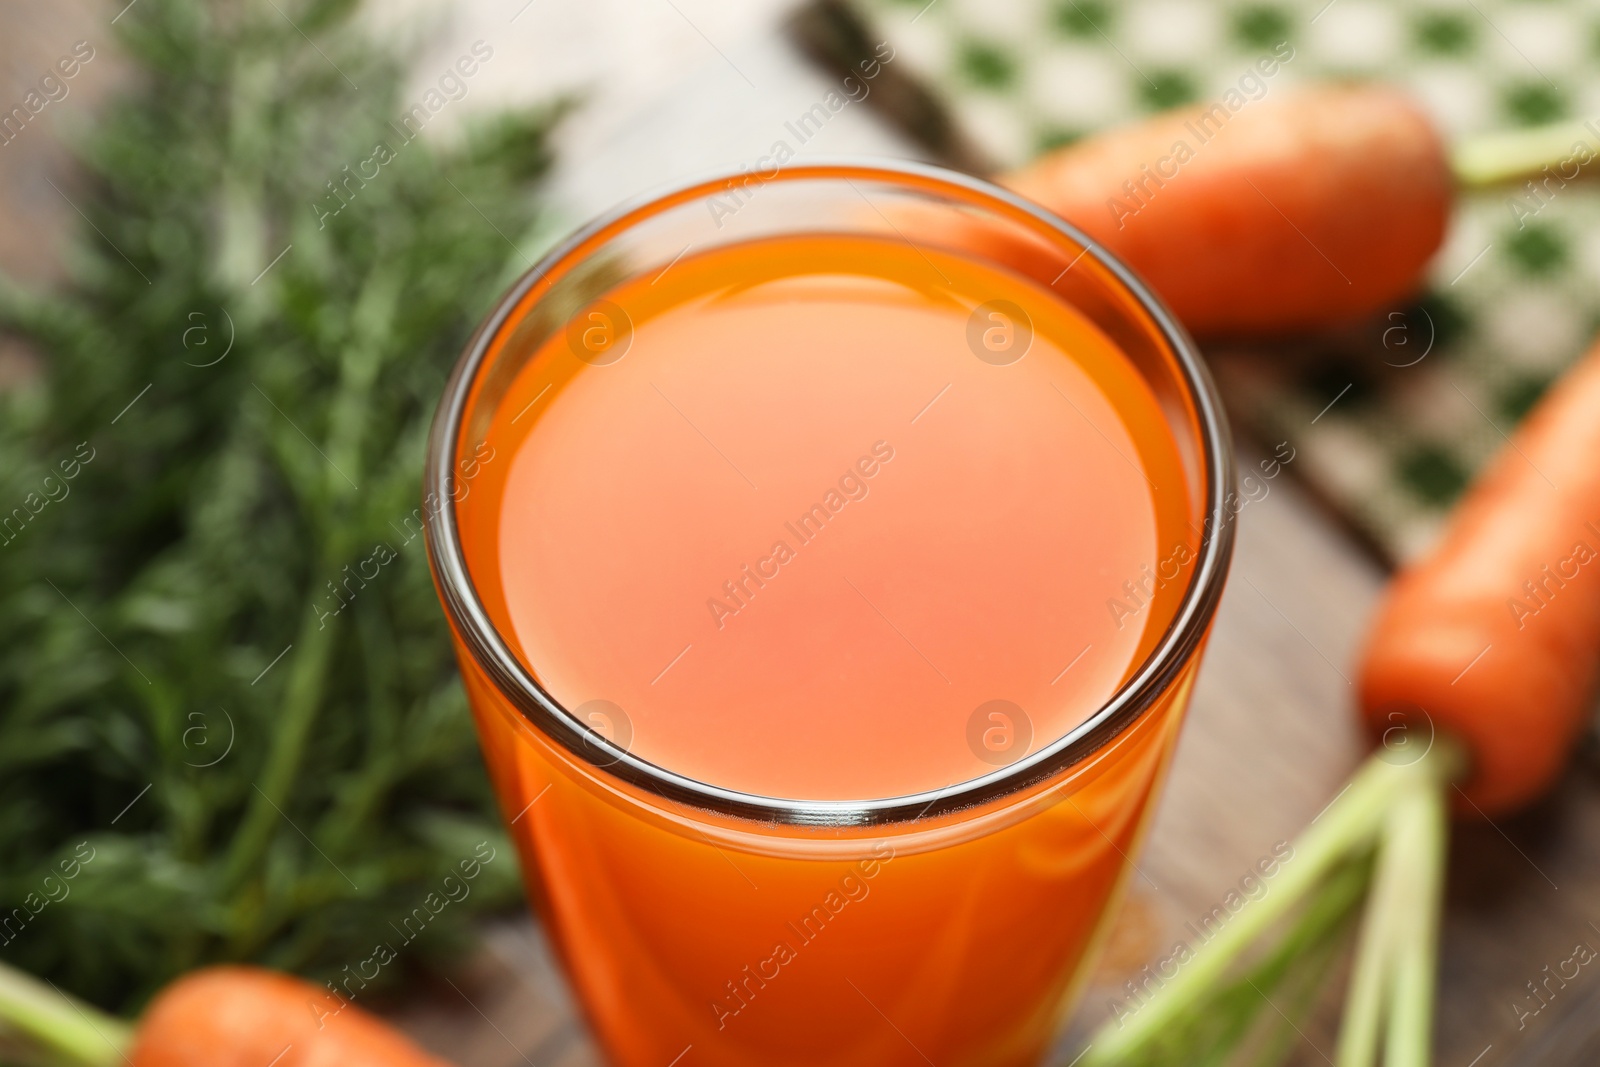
top-left (1358, 339), bottom-right (1600, 815)
top-left (1003, 84), bottom-right (1454, 339)
top-left (0, 957), bottom-right (457, 1067)
top-left (124, 967), bottom-right (453, 1067)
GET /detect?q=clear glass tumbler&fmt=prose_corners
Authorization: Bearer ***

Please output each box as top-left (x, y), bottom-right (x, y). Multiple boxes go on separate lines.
top-left (425, 161), bottom-right (1235, 1067)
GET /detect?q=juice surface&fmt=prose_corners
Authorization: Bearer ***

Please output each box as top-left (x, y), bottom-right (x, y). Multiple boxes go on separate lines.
top-left (457, 232), bottom-right (1192, 801)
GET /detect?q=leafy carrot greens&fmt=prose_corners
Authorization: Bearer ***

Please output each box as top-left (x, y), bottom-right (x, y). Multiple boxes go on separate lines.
top-left (0, 0), bottom-right (557, 1011)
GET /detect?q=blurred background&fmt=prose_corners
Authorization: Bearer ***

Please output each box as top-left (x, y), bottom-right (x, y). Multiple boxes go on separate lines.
top-left (4, 1), bottom-right (1600, 1065)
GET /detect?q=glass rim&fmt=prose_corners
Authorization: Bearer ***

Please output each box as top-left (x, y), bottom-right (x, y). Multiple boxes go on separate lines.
top-left (424, 158), bottom-right (1237, 830)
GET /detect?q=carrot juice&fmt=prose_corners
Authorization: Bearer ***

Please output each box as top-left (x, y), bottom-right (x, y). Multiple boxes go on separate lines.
top-left (427, 164), bottom-right (1233, 1067)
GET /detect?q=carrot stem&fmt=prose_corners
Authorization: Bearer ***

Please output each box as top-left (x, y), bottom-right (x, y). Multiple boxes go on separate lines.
top-left (1082, 753), bottom-right (1408, 1066)
top-left (0, 961), bottom-right (130, 1067)
top-left (1335, 781), bottom-right (1411, 1067)
top-left (1082, 736), bottom-right (1466, 1067)
top-left (220, 601), bottom-right (340, 897)
top-left (1384, 770), bottom-right (1449, 1067)
top-left (1241, 877), bottom-right (1363, 1067)
top-left (1336, 740), bottom-right (1460, 1067)
top-left (1452, 117), bottom-right (1599, 188)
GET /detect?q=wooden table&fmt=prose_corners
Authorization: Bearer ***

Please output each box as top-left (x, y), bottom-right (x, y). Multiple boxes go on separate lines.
top-left (8, 3), bottom-right (1599, 1064)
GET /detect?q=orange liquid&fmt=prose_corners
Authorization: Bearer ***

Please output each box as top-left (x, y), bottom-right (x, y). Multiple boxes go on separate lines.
top-left (450, 233), bottom-right (1204, 1066)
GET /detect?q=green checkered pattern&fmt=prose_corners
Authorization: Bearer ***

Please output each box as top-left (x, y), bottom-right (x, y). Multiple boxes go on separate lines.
top-left (855, 0), bottom-right (1600, 562)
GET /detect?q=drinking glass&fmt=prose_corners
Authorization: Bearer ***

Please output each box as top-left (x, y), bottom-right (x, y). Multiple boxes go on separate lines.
top-left (425, 161), bottom-right (1235, 1067)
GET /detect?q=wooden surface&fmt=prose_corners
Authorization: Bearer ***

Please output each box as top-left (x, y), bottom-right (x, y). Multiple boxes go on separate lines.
top-left (7, 4), bottom-right (1600, 1065)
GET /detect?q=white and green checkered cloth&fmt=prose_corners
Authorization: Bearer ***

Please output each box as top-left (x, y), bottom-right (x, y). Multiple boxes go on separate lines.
top-left (846, 0), bottom-right (1600, 562)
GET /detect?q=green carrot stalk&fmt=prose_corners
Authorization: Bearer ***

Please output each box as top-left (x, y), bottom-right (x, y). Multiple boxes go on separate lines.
top-left (1084, 754), bottom-right (1404, 1065)
top-left (1333, 810), bottom-right (1400, 1067)
top-left (1453, 117), bottom-right (1599, 188)
top-left (1085, 739), bottom-right (1464, 1067)
top-left (0, 960), bottom-right (128, 1067)
top-left (1384, 779), bottom-right (1449, 1067)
